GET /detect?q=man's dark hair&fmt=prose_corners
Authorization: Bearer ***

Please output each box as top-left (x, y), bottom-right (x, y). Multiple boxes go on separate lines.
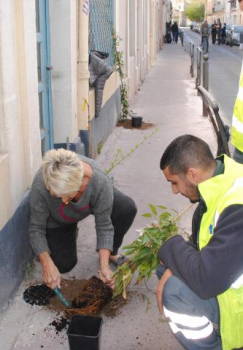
top-left (160, 135), bottom-right (215, 175)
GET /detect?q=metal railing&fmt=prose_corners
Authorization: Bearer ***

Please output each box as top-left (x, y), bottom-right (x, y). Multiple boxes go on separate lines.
top-left (190, 42), bottom-right (194, 77)
top-left (193, 47), bottom-right (230, 157)
top-left (196, 47), bottom-right (203, 87)
top-left (197, 85), bottom-right (230, 157)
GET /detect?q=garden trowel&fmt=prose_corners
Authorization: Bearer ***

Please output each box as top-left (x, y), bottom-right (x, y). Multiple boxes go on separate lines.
top-left (53, 287), bottom-right (71, 308)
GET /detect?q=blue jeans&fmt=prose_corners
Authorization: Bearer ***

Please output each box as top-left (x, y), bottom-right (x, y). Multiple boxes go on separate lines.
top-left (156, 265), bottom-right (222, 350)
top-left (202, 36), bottom-right (209, 52)
top-left (173, 32), bottom-right (179, 43)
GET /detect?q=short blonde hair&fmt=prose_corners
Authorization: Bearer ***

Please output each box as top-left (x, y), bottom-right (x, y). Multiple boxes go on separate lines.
top-left (42, 148), bottom-right (84, 197)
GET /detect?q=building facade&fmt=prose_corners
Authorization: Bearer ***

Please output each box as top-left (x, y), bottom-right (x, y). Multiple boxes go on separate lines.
top-left (206, 0), bottom-right (243, 25)
top-left (0, 0), bottom-right (165, 312)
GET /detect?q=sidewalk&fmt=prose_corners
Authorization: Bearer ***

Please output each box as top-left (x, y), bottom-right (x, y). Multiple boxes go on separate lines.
top-left (0, 43), bottom-right (216, 350)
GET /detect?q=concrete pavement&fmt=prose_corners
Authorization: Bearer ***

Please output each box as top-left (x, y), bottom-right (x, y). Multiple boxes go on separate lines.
top-left (0, 42), bottom-right (218, 350)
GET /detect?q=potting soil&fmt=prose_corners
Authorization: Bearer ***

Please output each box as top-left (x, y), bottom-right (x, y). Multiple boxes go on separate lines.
top-left (23, 284), bottom-right (55, 306)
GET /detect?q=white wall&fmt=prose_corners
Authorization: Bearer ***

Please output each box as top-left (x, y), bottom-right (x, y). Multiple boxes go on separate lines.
top-left (49, 0), bottom-right (79, 144)
top-left (0, 0), bottom-right (41, 229)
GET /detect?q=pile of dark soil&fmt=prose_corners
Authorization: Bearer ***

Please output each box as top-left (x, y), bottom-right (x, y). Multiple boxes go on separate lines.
top-left (46, 278), bottom-right (87, 312)
top-left (23, 277), bottom-right (128, 333)
top-left (117, 119), bottom-right (154, 130)
top-left (49, 316), bottom-right (69, 334)
top-left (65, 276), bottom-right (113, 318)
top-left (23, 284), bottom-right (55, 306)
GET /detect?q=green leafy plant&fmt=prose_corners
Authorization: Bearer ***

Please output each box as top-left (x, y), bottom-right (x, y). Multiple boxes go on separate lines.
top-left (112, 31), bottom-right (129, 121)
top-left (112, 205), bottom-right (179, 299)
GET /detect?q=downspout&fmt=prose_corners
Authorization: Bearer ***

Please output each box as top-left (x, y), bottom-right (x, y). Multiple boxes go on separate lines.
top-left (77, 0), bottom-right (92, 155)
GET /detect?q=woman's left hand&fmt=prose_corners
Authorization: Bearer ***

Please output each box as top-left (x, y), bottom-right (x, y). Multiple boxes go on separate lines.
top-left (98, 265), bottom-right (116, 290)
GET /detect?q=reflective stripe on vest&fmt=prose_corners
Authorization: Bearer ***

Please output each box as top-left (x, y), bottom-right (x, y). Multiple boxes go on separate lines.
top-left (164, 307), bottom-right (214, 340)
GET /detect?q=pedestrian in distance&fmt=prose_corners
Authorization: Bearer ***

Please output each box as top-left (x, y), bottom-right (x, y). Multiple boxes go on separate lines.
top-left (232, 0), bottom-right (243, 163)
top-left (28, 148), bottom-right (137, 290)
top-left (221, 23), bottom-right (226, 44)
top-left (211, 20), bottom-right (217, 44)
top-left (216, 18), bottom-right (222, 45)
top-left (156, 135), bottom-right (243, 350)
top-left (200, 20), bottom-right (210, 53)
top-left (171, 22), bottom-right (179, 44)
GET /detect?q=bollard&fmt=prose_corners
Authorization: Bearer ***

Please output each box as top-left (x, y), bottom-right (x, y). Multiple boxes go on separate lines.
top-left (196, 47), bottom-right (203, 88)
top-left (240, 33), bottom-right (243, 50)
top-left (203, 54), bottom-right (209, 116)
top-left (190, 42), bottom-right (194, 77)
top-left (180, 32), bottom-right (184, 46)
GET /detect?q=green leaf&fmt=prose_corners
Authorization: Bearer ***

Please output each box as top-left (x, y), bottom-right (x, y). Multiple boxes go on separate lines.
top-left (149, 204), bottom-right (158, 216)
top-left (142, 213), bottom-right (153, 218)
top-left (157, 205), bottom-right (167, 210)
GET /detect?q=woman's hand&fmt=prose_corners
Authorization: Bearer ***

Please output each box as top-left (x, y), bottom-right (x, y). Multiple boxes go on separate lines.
top-left (98, 248), bottom-right (115, 289)
top-left (156, 268), bottom-right (173, 314)
top-left (39, 251), bottom-right (61, 289)
top-left (98, 265), bottom-right (116, 290)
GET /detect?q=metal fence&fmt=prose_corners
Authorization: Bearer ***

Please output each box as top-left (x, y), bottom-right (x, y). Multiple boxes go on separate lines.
top-left (89, 0), bottom-right (114, 66)
top-left (197, 85), bottom-right (230, 157)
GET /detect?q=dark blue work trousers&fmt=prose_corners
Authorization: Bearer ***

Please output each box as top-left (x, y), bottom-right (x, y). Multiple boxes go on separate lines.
top-left (156, 265), bottom-right (222, 350)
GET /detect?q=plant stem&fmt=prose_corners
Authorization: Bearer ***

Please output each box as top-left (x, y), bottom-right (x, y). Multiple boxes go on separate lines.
top-left (173, 203), bottom-right (195, 223)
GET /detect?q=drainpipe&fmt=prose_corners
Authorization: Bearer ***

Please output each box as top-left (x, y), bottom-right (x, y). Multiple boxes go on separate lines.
top-left (150, 0), bottom-right (155, 67)
top-left (77, 0), bottom-right (90, 133)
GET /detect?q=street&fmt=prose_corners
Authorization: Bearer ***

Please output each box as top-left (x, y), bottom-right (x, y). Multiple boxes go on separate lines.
top-left (184, 27), bottom-right (243, 125)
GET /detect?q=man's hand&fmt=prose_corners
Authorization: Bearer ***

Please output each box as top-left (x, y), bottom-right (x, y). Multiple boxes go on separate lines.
top-left (156, 268), bottom-right (173, 314)
top-left (39, 251), bottom-right (61, 289)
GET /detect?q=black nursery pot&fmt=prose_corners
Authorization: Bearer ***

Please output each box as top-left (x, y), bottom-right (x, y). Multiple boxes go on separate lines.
top-left (131, 116), bottom-right (143, 128)
top-left (67, 315), bottom-right (103, 350)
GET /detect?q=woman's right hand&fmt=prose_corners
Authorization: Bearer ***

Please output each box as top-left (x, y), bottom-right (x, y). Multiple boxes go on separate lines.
top-left (39, 251), bottom-right (61, 289)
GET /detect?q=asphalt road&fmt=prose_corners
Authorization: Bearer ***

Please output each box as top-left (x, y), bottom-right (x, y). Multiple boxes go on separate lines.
top-left (183, 27), bottom-right (243, 125)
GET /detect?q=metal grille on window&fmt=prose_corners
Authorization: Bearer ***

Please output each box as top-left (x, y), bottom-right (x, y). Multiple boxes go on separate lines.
top-left (89, 0), bottom-right (114, 66)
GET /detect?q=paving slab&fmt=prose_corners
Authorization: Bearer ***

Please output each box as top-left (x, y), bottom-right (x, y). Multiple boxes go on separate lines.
top-left (0, 42), bottom-right (219, 350)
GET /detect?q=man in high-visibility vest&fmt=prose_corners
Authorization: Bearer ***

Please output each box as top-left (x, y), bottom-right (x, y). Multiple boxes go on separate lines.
top-left (156, 135), bottom-right (243, 350)
top-left (232, 0), bottom-right (243, 163)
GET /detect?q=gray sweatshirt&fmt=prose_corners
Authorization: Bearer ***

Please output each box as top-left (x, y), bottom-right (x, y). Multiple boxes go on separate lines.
top-left (29, 156), bottom-right (114, 257)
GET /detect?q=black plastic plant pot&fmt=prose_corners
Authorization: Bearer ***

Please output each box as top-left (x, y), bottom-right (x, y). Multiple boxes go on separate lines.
top-left (131, 116), bottom-right (143, 128)
top-left (67, 315), bottom-right (103, 350)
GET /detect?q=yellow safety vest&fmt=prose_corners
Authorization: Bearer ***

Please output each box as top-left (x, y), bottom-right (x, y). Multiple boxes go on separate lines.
top-left (198, 155), bottom-right (243, 350)
top-left (232, 62), bottom-right (243, 151)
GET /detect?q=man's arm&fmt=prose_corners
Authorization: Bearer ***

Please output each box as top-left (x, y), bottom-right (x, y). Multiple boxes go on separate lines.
top-left (158, 205), bottom-right (243, 299)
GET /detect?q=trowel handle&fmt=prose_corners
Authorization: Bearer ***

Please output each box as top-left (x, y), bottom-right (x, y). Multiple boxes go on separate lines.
top-left (53, 287), bottom-right (71, 309)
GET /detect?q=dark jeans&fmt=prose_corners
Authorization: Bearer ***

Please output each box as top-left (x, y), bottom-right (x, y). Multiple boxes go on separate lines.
top-left (212, 32), bottom-right (216, 44)
top-left (156, 265), bottom-right (222, 350)
top-left (172, 32), bottom-right (179, 43)
top-left (46, 188), bottom-right (137, 273)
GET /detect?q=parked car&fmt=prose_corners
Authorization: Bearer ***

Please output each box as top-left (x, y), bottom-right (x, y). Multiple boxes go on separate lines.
top-left (226, 25), bottom-right (243, 46)
top-left (225, 24), bottom-right (231, 36)
top-left (192, 22), bottom-right (201, 34)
